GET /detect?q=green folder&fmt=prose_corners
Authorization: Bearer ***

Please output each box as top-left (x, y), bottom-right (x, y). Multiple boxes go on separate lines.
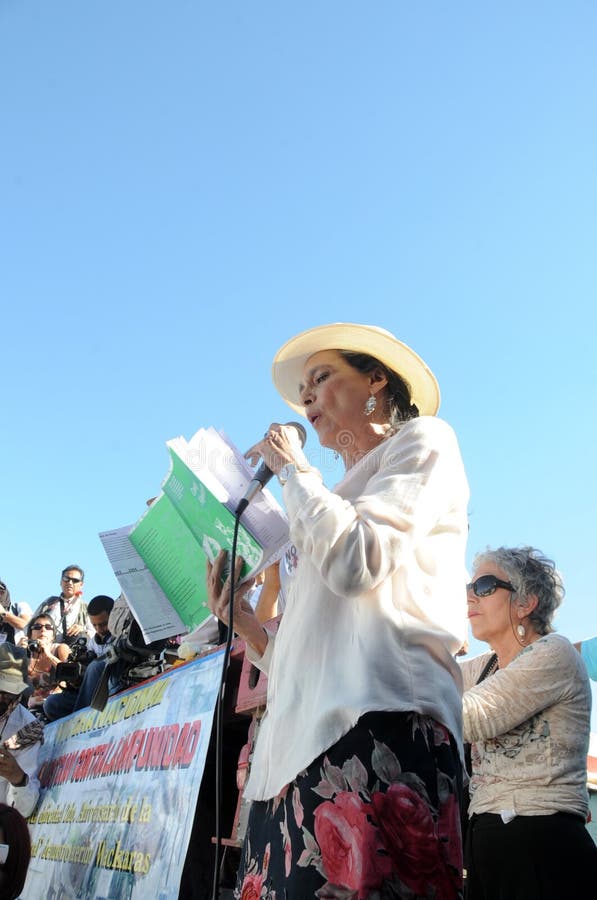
top-left (129, 448), bottom-right (263, 632)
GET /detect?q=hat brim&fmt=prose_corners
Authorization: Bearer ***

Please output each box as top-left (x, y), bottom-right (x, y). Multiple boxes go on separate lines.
top-left (272, 323), bottom-right (440, 417)
top-left (0, 675), bottom-right (28, 695)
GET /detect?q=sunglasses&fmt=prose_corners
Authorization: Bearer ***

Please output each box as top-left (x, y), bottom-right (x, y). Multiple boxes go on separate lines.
top-left (466, 575), bottom-right (515, 597)
top-left (62, 575), bottom-right (82, 584)
top-left (31, 623), bottom-right (54, 631)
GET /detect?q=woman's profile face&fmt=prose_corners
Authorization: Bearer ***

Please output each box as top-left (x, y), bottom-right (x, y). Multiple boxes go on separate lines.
top-left (467, 565), bottom-right (515, 645)
top-left (299, 350), bottom-right (375, 453)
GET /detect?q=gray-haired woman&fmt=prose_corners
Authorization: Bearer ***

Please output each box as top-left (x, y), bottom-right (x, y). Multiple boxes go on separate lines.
top-left (461, 546), bottom-right (597, 899)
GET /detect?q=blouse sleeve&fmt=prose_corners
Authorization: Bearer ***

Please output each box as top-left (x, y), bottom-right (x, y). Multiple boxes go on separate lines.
top-left (463, 636), bottom-right (580, 742)
top-left (282, 417), bottom-right (468, 598)
top-left (244, 630), bottom-right (275, 676)
top-left (6, 743), bottom-right (41, 818)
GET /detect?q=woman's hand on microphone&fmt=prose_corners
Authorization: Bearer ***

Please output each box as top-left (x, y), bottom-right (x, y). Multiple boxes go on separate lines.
top-left (206, 550), bottom-right (268, 657)
top-left (244, 422), bottom-right (305, 474)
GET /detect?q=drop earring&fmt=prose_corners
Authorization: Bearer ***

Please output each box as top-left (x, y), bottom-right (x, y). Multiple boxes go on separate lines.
top-left (516, 623), bottom-right (526, 644)
top-left (364, 394), bottom-right (377, 416)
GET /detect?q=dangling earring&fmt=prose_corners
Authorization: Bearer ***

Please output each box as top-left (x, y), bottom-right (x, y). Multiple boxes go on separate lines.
top-left (333, 451), bottom-right (339, 461)
top-left (364, 394), bottom-right (377, 416)
top-left (516, 623), bottom-right (526, 644)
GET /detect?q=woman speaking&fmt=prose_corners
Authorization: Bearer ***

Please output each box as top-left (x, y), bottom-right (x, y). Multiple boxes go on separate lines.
top-left (207, 323), bottom-right (470, 899)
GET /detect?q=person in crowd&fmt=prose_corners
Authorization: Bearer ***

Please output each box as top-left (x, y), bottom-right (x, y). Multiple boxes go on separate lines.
top-left (0, 579), bottom-right (32, 647)
top-left (0, 802), bottom-right (32, 900)
top-left (251, 549), bottom-right (300, 624)
top-left (18, 615), bottom-right (70, 716)
top-left (574, 635), bottom-right (597, 680)
top-left (207, 322), bottom-right (470, 899)
top-left (0, 644), bottom-right (43, 817)
top-left (32, 564), bottom-right (92, 645)
top-left (43, 594), bottom-right (116, 721)
top-left (460, 546), bottom-right (597, 899)
top-left (48, 593), bottom-right (164, 719)
top-left (249, 563), bottom-right (280, 623)
top-left (86, 594), bottom-right (115, 657)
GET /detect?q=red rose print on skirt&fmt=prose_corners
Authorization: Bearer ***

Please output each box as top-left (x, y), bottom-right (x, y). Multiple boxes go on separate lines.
top-left (314, 791), bottom-right (392, 898)
top-left (371, 782), bottom-right (446, 895)
top-left (239, 872), bottom-right (263, 900)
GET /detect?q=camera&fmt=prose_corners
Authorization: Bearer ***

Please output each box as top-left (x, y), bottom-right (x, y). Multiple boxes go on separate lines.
top-left (55, 636), bottom-right (97, 689)
top-left (27, 639), bottom-right (41, 656)
top-left (89, 616), bottom-right (168, 711)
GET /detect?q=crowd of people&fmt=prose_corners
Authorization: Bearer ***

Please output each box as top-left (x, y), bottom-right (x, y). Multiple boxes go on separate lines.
top-left (0, 566), bottom-right (156, 898)
top-left (1, 321), bottom-right (596, 900)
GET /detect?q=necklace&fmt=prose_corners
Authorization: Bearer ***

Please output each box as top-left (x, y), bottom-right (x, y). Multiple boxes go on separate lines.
top-left (486, 657), bottom-right (499, 676)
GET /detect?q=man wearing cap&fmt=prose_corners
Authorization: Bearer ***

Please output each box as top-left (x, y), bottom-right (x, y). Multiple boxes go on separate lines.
top-left (0, 644), bottom-right (42, 817)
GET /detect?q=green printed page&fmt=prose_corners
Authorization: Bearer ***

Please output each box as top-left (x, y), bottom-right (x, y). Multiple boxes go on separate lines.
top-left (162, 448), bottom-right (263, 574)
top-left (129, 449), bottom-right (263, 629)
top-left (129, 494), bottom-right (211, 632)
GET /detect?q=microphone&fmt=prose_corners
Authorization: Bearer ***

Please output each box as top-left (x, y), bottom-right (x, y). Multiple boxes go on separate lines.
top-left (236, 421), bottom-right (307, 516)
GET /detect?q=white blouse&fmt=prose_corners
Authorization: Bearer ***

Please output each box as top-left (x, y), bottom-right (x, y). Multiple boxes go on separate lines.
top-left (245, 416), bottom-right (470, 801)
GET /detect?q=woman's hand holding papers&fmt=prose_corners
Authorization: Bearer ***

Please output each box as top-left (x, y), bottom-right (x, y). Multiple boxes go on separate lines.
top-left (206, 550), bottom-right (269, 658)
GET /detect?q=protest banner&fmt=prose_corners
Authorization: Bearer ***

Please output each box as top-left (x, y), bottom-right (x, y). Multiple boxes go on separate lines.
top-left (22, 650), bottom-right (225, 900)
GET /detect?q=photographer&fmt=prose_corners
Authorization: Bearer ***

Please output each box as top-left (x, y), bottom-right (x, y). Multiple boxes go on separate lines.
top-left (17, 616), bottom-right (69, 718)
top-left (74, 593), bottom-right (166, 713)
top-left (43, 595), bottom-right (115, 722)
top-left (86, 594), bottom-right (115, 658)
top-left (32, 564), bottom-right (92, 646)
top-left (0, 580), bottom-right (32, 648)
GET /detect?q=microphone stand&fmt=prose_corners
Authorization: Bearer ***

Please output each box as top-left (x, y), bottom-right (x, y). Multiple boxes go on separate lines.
top-left (210, 513), bottom-right (242, 900)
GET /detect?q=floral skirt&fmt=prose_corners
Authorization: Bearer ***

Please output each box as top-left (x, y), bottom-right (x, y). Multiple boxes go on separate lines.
top-left (235, 711), bottom-right (463, 900)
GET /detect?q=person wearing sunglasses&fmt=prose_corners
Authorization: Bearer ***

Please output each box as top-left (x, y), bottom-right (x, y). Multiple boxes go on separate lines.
top-left (31, 564), bottom-right (93, 646)
top-left (459, 546), bottom-right (596, 899)
top-left (17, 615), bottom-right (70, 716)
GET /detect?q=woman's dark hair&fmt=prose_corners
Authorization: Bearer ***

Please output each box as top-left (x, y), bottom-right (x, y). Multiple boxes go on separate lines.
top-left (340, 351), bottom-right (419, 427)
top-left (0, 803), bottom-right (32, 899)
top-left (26, 614), bottom-right (56, 639)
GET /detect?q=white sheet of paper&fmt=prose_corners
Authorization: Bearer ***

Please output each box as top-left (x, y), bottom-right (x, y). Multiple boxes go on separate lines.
top-left (99, 525), bottom-right (186, 642)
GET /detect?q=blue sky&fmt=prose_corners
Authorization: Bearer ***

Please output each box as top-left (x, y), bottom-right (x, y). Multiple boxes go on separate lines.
top-left (1, 2), bottom-right (596, 722)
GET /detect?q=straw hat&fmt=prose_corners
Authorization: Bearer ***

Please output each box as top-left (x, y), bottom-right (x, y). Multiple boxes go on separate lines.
top-left (0, 643), bottom-right (30, 695)
top-left (272, 323), bottom-right (440, 417)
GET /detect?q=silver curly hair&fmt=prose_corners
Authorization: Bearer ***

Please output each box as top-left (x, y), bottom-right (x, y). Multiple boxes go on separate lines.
top-left (472, 546), bottom-right (565, 635)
